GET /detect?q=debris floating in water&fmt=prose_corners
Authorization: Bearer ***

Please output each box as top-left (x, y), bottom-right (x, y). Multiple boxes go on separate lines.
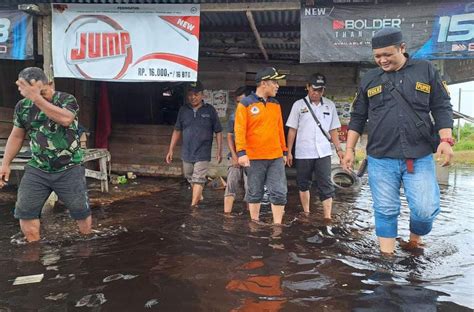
top-left (13, 273), bottom-right (44, 285)
top-left (75, 293), bottom-right (107, 307)
top-left (103, 273), bottom-right (138, 283)
top-left (41, 253), bottom-right (61, 266)
top-left (145, 299), bottom-right (159, 308)
top-left (10, 232), bottom-right (28, 245)
top-left (45, 293), bottom-right (68, 301)
top-left (50, 274), bottom-right (75, 281)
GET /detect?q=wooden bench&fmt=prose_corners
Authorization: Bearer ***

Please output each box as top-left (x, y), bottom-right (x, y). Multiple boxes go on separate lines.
top-left (1, 107), bottom-right (111, 192)
top-left (83, 148), bottom-right (111, 192)
top-left (0, 141), bottom-right (111, 193)
top-left (0, 138), bottom-right (31, 183)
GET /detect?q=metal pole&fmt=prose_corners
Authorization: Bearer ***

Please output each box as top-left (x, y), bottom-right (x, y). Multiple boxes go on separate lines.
top-left (457, 88), bottom-right (461, 141)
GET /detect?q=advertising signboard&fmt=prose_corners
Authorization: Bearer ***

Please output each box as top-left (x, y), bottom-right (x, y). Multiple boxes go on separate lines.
top-left (52, 3), bottom-right (200, 81)
top-left (0, 10), bottom-right (33, 60)
top-left (301, 2), bottom-right (474, 62)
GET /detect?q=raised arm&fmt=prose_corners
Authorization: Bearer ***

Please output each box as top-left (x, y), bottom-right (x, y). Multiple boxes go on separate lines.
top-left (16, 79), bottom-right (75, 127)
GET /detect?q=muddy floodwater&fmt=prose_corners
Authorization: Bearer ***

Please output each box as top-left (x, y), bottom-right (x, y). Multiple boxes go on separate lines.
top-left (0, 168), bottom-right (473, 311)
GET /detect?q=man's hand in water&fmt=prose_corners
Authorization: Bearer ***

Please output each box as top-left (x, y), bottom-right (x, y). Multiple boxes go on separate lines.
top-left (342, 149), bottom-right (354, 173)
top-left (436, 141), bottom-right (454, 167)
top-left (0, 164), bottom-right (10, 188)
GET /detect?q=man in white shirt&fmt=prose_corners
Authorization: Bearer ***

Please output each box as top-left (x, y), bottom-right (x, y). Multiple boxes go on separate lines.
top-left (286, 73), bottom-right (343, 220)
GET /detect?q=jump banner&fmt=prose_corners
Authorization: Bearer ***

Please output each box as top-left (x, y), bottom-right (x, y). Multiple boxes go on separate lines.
top-left (52, 3), bottom-right (200, 81)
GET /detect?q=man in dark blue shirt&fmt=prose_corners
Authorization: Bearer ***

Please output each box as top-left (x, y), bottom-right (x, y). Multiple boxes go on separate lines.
top-left (343, 27), bottom-right (454, 255)
top-left (166, 81), bottom-right (223, 208)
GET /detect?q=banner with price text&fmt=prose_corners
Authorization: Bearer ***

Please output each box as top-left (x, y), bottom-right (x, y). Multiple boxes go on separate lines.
top-left (52, 3), bottom-right (200, 81)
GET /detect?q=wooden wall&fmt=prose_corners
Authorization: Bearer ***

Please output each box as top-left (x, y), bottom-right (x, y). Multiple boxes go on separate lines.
top-left (104, 58), bottom-right (362, 177)
top-left (0, 107), bottom-right (14, 139)
top-left (108, 123), bottom-right (182, 176)
top-left (0, 60), bottom-right (36, 111)
top-left (0, 60), bottom-right (36, 140)
top-left (54, 78), bottom-right (97, 138)
top-left (198, 57), bottom-right (361, 97)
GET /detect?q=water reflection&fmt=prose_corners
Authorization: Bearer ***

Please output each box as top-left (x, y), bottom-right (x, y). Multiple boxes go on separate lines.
top-left (0, 169), bottom-right (472, 310)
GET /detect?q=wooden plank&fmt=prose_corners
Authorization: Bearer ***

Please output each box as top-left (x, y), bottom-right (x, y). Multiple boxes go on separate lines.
top-left (108, 123), bottom-right (177, 167)
top-left (111, 123), bottom-right (175, 135)
top-left (111, 154), bottom-right (178, 165)
top-left (111, 162), bottom-right (182, 177)
top-left (246, 10), bottom-right (268, 61)
top-left (0, 123), bottom-right (12, 139)
top-left (37, 15), bottom-right (43, 56)
top-left (42, 14), bottom-right (53, 80)
top-left (83, 149), bottom-right (111, 162)
top-left (109, 134), bottom-right (175, 145)
top-left (85, 168), bottom-right (107, 180)
top-left (109, 143), bottom-right (181, 159)
top-left (0, 107), bottom-right (14, 121)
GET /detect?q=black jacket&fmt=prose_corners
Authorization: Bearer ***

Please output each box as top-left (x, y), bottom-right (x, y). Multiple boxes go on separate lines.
top-left (349, 56), bottom-right (453, 159)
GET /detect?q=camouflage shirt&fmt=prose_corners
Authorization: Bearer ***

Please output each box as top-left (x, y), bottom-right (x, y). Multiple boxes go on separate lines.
top-left (13, 91), bottom-right (83, 172)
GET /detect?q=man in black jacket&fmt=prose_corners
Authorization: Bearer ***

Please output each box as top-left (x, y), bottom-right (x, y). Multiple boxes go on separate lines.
top-left (343, 27), bottom-right (454, 254)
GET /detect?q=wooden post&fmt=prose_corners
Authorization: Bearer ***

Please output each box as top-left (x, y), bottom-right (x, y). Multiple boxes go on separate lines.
top-left (457, 88), bottom-right (462, 142)
top-left (99, 156), bottom-right (109, 192)
top-left (40, 10), bottom-right (53, 81)
top-left (246, 10), bottom-right (269, 61)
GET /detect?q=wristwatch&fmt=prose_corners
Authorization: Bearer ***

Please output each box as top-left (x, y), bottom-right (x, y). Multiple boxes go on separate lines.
top-left (440, 138), bottom-right (455, 146)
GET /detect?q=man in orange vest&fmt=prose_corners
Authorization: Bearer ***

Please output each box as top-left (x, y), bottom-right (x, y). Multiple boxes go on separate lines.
top-left (234, 67), bottom-right (288, 224)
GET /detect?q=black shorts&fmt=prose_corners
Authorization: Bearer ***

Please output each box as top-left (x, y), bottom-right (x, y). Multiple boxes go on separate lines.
top-left (14, 165), bottom-right (90, 220)
top-left (295, 156), bottom-right (334, 201)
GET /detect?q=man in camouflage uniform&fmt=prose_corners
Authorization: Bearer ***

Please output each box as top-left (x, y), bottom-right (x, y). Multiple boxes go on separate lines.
top-left (0, 67), bottom-right (91, 242)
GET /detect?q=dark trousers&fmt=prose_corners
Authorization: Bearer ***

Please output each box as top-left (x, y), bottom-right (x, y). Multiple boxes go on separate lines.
top-left (296, 156), bottom-right (334, 201)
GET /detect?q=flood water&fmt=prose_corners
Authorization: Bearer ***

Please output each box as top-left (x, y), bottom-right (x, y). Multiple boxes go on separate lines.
top-left (0, 168), bottom-right (473, 311)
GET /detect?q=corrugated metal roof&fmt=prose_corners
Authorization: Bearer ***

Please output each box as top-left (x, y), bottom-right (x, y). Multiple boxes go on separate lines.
top-left (2, 0), bottom-right (303, 61)
top-left (3, 0), bottom-right (287, 3)
top-left (3, 0), bottom-right (458, 5)
top-left (6, 0), bottom-right (456, 62)
top-left (12, 0), bottom-right (440, 61)
top-left (199, 8), bottom-right (300, 61)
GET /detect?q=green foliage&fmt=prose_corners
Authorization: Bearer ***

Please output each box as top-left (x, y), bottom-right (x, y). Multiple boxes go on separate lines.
top-left (454, 140), bottom-right (474, 151)
top-left (453, 124), bottom-right (474, 151)
top-left (454, 123), bottom-right (474, 141)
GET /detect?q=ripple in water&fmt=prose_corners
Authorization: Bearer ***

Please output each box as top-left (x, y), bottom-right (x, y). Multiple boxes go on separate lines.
top-left (0, 170), bottom-right (472, 310)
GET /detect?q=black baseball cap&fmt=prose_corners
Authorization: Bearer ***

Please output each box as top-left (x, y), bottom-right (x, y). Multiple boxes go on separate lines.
top-left (185, 80), bottom-right (204, 92)
top-left (308, 73), bottom-right (326, 89)
top-left (255, 67), bottom-right (286, 83)
top-left (372, 27), bottom-right (403, 49)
